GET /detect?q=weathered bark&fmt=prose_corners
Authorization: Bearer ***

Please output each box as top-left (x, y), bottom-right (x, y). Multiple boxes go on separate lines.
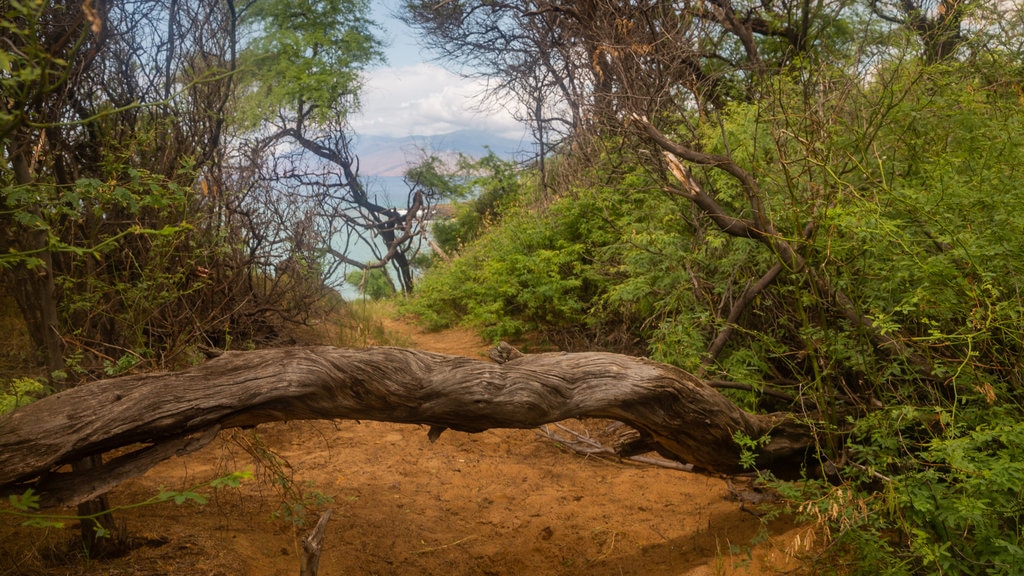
top-left (300, 509), bottom-right (334, 576)
top-left (0, 346), bottom-right (816, 508)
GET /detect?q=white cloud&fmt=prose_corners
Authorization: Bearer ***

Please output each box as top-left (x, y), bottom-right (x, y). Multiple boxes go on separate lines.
top-left (351, 63), bottom-right (523, 139)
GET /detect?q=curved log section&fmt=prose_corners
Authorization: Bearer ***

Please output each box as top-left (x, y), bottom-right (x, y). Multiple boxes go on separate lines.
top-left (0, 346), bottom-right (815, 507)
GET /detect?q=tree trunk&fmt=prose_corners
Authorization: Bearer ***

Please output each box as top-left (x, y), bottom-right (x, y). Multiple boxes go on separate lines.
top-left (4, 140), bottom-right (117, 555)
top-left (0, 345), bottom-right (816, 508)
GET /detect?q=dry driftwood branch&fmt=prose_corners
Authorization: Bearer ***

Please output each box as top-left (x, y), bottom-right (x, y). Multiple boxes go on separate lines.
top-left (537, 423), bottom-right (695, 471)
top-left (0, 345), bottom-right (816, 507)
top-left (300, 509), bottom-right (334, 576)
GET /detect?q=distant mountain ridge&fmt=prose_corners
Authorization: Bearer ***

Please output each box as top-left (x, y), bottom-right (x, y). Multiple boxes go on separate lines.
top-left (354, 129), bottom-right (527, 177)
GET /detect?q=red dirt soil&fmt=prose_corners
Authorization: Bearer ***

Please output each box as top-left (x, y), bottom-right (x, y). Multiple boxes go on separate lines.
top-left (0, 320), bottom-right (818, 575)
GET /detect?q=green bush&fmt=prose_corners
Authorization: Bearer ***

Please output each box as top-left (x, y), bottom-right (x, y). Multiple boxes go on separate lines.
top-left (345, 266), bottom-right (396, 300)
top-left (781, 402), bottom-right (1024, 575)
top-left (409, 58), bottom-right (1024, 574)
top-left (408, 199), bottom-right (592, 341)
top-left (0, 378), bottom-right (48, 415)
top-left (430, 151), bottom-right (523, 255)
top-left (409, 151), bottom-right (692, 346)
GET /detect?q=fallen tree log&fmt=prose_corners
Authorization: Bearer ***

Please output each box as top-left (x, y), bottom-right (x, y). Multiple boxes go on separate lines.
top-left (0, 345), bottom-right (817, 507)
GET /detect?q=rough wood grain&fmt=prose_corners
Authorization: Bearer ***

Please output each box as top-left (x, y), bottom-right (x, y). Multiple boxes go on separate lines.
top-left (300, 509), bottom-right (334, 576)
top-left (0, 346), bottom-right (815, 507)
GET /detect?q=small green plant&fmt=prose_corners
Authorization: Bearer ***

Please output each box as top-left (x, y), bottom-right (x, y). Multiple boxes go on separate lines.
top-left (732, 430), bottom-right (772, 471)
top-left (3, 471), bottom-right (252, 537)
top-left (103, 350), bottom-right (147, 377)
top-left (273, 483), bottom-right (334, 527)
top-left (0, 378), bottom-right (49, 415)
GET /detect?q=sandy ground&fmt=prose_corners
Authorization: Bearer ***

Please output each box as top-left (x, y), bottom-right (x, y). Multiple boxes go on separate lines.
top-left (0, 320), bottom-right (817, 575)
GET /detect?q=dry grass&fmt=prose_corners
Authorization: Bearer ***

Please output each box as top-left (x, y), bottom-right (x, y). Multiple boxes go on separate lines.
top-left (331, 298), bottom-right (413, 348)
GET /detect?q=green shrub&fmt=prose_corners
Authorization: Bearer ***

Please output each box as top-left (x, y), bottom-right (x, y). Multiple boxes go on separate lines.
top-left (409, 58), bottom-right (1024, 575)
top-left (430, 151), bottom-right (522, 255)
top-left (345, 266), bottom-right (396, 300)
top-left (783, 402), bottom-right (1024, 575)
top-left (0, 378), bottom-right (48, 415)
top-left (408, 201), bottom-right (592, 341)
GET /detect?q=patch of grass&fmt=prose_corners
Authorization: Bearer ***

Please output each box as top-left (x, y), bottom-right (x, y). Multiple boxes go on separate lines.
top-left (334, 299), bottom-right (413, 348)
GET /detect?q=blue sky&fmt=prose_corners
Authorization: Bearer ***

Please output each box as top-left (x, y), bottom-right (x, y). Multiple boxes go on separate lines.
top-left (349, 0), bottom-right (525, 139)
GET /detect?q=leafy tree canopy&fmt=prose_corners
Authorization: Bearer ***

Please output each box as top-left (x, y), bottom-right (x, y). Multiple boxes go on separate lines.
top-left (238, 0), bottom-right (384, 126)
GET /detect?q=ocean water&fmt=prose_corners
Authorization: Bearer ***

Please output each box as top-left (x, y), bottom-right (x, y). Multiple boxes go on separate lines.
top-left (361, 175), bottom-right (414, 207)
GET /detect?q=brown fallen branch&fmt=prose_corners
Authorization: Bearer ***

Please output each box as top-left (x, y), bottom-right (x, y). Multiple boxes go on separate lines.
top-left (537, 423), bottom-right (695, 472)
top-left (300, 509), bottom-right (334, 576)
top-left (0, 345), bottom-right (816, 508)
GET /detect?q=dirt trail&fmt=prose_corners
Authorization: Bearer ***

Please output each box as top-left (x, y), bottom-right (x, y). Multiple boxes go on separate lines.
top-left (0, 318), bottom-right (814, 575)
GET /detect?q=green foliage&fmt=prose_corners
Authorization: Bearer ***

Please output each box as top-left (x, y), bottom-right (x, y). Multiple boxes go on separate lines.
top-left (410, 48), bottom-right (1024, 574)
top-left (0, 377), bottom-right (48, 415)
top-left (899, 425), bottom-right (1024, 573)
top-left (3, 0), bottom-right (389, 380)
top-left (7, 489), bottom-right (40, 513)
top-left (783, 403), bottom-right (1024, 575)
top-left (0, 173), bottom-right (192, 270)
top-left (405, 154), bottom-right (470, 202)
top-left (2, 472), bottom-right (252, 532)
top-left (705, 58), bottom-right (1024, 571)
top-left (155, 487), bottom-right (209, 506)
top-left (25, 174), bottom-right (209, 374)
top-left (0, 0), bottom-right (72, 140)
top-left (408, 182), bottom-right (601, 341)
top-left (237, 0), bottom-right (383, 126)
top-left (733, 430), bottom-right (772, 471)
top-left (818, 62), bottom-right (1024, 397)
top-left (411, 143), bottom-right (752, 356)
top-left (429, 151), bottom-right (523, 255)
top-left (345, 266), bottom-right (396, 300)
top-left (103, 351), bottom-right (145, 377)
